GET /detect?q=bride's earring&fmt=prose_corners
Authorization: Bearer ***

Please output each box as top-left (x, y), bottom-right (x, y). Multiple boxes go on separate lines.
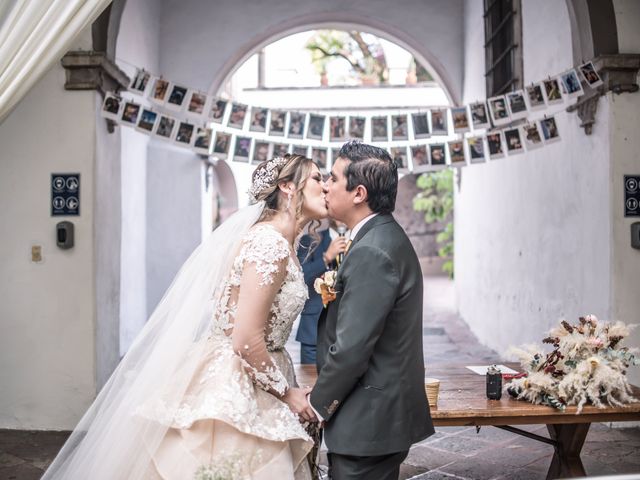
top-left (286, 192), bottom-right (292, 211)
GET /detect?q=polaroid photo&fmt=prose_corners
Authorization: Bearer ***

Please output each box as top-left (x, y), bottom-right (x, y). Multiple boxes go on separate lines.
top-left (525, 84), bottom-right (546, 110)
top-left (120, 101), bottom-right (141, 125)
top-left (488, 95), bottom-right (511, 126)
top-left (411, 112), bottom-right (431, 139)
top-left (539, 116), bottom-right (560, 144)
top-left (269, 110), bottom-right (287, 136)
top-left (451, 107), bottom-right (470, 133)
top-left (448, 140), bottom-right (466, 166)
top-left (411, 145), bottom-right (429, 172)
top-left (429, 144), bottom-right (447, 168)
top-left (212, 132), bottom-right (232, 159)
top-left (504, 127), bottom-right (524, 154)
top-left (233, 136), bottom-right (252, 163)
top-left (136, 108), bottom-right (158, 134)
top-left (486, 131), bottom-right (505, 159)
top-left (186, 91), bottom-right (208, 116)
top-left (391, 115), bottom-right (409, 141)
top-left (542, 78), bottom-right (563, 104)
top-left (390, 147), bottom-right (409, 172)
top-left (153, 115), bottom-right (177, 140)
top-left (292, 145), bottom-right (308, 156)
top-left (252, 141), bottom-right (270, 164)
top-left (129, 69), bottom-right (151, 95)
top-left (208, 98), bottom-right (228, 124)
top-left (100, 92), bottom-right (122, 121)
top-left (166, 84), bottom-right (188, 111)
top-left (249, 107), bottom-right (268, 133)
top-left (506, 90), bottom-right (528, 120)
top-left (520, 122), bottom-right (543, 150)
top-left (467, 136), bottom-right (486, 164)
top-left (150, 77), bottom-right (170, 103)
top-left (349, 116), bottom-right (366, 140)
top-left (559, 69), bottom-right (584, 99)
top-left (578, 61), bottom-right (603, 88)
top-left (312, 147), bottom-right (328, 172)
top-left (272, 142), bottom-right (289, 157)
top-left (371, 116), bottom-right (389, 142)
top-left (469, 102), bottom-right (490, 130)
top-left (329, 116), bottom-right (347, 142)
top-left (330, 148), bottom-right (341, 166)
top-left (430, 109), bottom-right (449, 135)
top-left (288, 112), bottom-right (306, 139)
top-left (174, 121), bottom-right (195, 146)
top-left (228, 103), bottom-right (248, 129)
top-left (193, 127), bottom-right (213, 155)
top-left (307, 114), bottom-right (326, 140)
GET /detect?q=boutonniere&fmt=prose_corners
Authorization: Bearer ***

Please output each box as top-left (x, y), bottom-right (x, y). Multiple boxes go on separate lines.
top-left (313, 270), bottom-right (337, 307)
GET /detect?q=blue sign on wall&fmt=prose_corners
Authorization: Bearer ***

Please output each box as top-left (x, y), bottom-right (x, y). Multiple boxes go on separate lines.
top-left (625, 175), bottom-right (640, 217)
top-left (51, 174), bottom-right (80, 216)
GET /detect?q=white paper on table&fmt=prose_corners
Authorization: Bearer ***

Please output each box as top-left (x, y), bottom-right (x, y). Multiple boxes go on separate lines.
top-left (465, 365), bottom-right (520, 375)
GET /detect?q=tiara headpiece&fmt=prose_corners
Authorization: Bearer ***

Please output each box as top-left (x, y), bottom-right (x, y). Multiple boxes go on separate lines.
top-left (248, 156), bottom-right (289, 202)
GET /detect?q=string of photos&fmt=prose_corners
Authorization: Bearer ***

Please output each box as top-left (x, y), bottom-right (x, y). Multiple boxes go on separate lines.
top-left (101, 59), bottom-right (602, 173)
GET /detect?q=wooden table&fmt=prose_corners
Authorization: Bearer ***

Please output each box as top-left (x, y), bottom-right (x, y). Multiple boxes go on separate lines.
top-left (295, 363), bottom-right (640, 480)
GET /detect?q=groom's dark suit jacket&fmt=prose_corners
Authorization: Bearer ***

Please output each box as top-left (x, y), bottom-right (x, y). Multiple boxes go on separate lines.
top-left (310, 214), bottom-right (434, 456)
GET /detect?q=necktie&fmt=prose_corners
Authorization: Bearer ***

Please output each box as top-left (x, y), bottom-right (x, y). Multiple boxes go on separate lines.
top-left (344, 239), bottom-right (353, 255)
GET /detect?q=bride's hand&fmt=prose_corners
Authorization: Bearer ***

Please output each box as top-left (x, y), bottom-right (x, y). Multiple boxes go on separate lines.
top-left (282, 387), bottom-right (317, 423)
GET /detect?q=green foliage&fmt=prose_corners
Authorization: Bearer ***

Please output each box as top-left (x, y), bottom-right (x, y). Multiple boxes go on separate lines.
top-left (413, 169), bottom-right (454, 278)
top-left (305, 30), bottom-right (389, 84)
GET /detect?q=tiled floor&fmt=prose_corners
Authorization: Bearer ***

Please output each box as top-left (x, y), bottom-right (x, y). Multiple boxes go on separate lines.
top-left (1, 277), bottom-right (639, 479)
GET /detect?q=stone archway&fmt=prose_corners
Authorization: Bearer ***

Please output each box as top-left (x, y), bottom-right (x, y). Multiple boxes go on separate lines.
top-left (207, 15), bottom-right (460, 105)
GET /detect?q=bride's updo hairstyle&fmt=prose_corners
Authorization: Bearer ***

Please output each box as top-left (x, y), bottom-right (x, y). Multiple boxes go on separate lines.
top-left (250, 153), bottom-right (314, 221)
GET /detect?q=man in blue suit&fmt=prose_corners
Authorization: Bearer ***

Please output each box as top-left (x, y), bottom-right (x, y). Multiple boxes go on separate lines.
top-left (296, 223), bottom-right (347, 364)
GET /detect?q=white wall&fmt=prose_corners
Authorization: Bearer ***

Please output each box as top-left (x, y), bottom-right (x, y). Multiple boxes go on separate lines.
top-left (610, 0), bottom-right (640, 385)
top-left (0, 30), bottom-right (98, 429)
top-left (94, 96), bottom-right (122, 389)
top-left (116, 0), bottom-right (162, 354)
top-left (457, 0), bottom-right (640, 385)
top-left (145, 143), bottom-right (203, 313)
top-left (456, 0), bottom-right (612, 354)
top-left (462, 0), bottom-right (486, 104)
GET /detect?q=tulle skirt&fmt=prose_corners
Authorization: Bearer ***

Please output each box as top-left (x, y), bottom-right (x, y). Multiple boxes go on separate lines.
top-left (136, 335), bottom-right (314, 479)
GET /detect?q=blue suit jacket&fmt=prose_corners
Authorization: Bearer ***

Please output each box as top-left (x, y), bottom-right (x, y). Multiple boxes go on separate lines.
top-left (296, 229), bottom-right (332, 345)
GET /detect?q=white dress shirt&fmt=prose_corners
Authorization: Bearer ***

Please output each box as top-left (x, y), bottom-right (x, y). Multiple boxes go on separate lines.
top-left (348, 213), bottom-right (379, 242)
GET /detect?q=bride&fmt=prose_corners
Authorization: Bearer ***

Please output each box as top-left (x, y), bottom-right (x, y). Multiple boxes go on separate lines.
top-left (43, 154), bottom-right (327, 479)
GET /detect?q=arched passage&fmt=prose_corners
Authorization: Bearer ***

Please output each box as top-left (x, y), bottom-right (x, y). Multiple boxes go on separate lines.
top-left (211, 159), bottom-right (239, 223)
top-left (207, 16), bottom-right (459, 105)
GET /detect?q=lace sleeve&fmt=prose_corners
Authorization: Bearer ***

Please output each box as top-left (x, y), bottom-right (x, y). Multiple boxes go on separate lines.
top-left (240, 227), bottom-right (290, 286)
top-left (232, 227), bottom-right (291, 397)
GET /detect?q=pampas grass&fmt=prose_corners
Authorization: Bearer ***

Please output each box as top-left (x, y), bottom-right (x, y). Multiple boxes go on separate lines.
top-left (506, 315), bottom-right (639, 413)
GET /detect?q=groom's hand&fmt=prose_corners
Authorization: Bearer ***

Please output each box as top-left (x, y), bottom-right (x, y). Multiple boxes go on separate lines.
top-left (282, 387), bottom-right (318, 423)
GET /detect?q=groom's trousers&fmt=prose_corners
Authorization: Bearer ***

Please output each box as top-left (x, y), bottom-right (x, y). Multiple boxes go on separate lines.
top-left (327, 450), bottom-right (409, 480)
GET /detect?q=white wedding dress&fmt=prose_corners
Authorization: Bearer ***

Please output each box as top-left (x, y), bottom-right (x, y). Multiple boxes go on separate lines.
top-left (43, 203), bottom-right (316, 480)
top-left (137, 224), bottom-right (314, 479)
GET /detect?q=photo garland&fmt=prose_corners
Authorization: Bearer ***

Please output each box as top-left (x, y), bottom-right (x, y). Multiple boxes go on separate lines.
top-left (106, 58), bottom-right (600, 172)
top-left (103, 88), bottom-right (563, 172)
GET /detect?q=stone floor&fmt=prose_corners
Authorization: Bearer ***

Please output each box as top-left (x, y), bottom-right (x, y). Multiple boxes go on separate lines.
top-left (1, 277), bottom-right (639, 479)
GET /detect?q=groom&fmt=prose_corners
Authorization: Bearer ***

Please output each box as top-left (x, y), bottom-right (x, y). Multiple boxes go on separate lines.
top-left (309, 141), bottom-right (434, 479)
